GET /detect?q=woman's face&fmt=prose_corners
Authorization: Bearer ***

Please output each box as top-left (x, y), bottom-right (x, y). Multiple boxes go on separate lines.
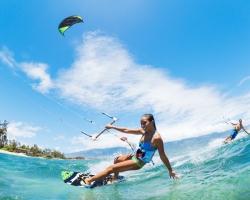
top-left (140, 116), bottom-right (154, 132)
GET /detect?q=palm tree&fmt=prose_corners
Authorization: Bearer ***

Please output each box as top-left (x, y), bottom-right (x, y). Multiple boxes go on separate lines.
top-left (0, 120), bottom-right (8, 148)
top-left (9, 139), bottom-right (18, 152)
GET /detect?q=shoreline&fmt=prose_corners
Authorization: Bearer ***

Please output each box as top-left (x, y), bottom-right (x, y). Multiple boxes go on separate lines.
top-left (0, 149), bottom-right (28, 157)
top-left (0, 149), bottom-right (91, 160)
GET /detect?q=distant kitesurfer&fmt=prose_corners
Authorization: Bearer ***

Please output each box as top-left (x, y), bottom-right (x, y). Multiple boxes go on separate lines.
top-left (223, 119), bottom-right (249, 144)
top-left (81, 114), bottom-right (179, 187)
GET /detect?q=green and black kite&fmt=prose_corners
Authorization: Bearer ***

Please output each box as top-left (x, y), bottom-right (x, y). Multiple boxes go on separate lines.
top-left (58, 15), bottom-right (83, 36)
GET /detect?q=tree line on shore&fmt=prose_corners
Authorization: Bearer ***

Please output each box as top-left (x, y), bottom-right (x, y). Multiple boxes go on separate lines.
top-left (0, 120), bottom-right (84, 160)
top-left (1, 139), bottom-right (67, 159)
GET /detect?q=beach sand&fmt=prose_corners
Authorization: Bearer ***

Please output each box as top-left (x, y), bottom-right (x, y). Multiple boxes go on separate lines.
top-left (0, 149), bottom-right (66, 160)
top-left (0, 149), bottom-right (28, 157)
top-left (0, 149), bottom-right (89, 160)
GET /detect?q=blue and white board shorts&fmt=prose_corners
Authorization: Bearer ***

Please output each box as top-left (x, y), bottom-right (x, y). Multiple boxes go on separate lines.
top-left (230, 129), bottom-right (238, 139)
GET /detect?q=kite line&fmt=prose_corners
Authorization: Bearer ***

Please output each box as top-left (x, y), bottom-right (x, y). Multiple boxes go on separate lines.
top-left (0, 71), bottom-right (136, 152)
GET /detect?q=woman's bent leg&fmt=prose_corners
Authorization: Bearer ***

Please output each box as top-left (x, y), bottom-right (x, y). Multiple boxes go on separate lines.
top-left (113, 154), bottom-right (133, 180)
top-left (85, 157), bottom-right (140, 185)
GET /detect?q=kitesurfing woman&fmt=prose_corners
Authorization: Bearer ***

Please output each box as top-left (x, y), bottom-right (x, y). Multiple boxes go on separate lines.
top-left (82, 114), bottom-right (179, 186)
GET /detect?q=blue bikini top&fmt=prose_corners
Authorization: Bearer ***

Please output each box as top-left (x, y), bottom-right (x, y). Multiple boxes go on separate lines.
top-left (136, 131), bottom-right (157, 163)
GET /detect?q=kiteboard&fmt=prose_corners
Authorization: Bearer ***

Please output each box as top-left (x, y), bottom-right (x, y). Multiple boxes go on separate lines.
top-left (61, 171), bottom-right (125, 189)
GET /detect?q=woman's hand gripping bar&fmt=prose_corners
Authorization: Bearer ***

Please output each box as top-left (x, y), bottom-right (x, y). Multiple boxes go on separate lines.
top-left (92, 117), bottom-right (118, 141)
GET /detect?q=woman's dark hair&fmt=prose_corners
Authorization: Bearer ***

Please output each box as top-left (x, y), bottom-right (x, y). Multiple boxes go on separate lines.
top-left (142, 114), bottom-right (157, 130)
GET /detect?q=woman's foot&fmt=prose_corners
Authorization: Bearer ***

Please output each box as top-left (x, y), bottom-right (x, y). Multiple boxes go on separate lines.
top-left (85, 178), bottom-right (91, 185)
top-left (107, 177), bottom-right (115, 184)
top-left (81, 177), bottom-right (92, 187)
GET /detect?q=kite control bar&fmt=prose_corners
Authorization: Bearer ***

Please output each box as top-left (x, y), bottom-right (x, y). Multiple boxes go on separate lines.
top-left (88, 113), bottom-right (136, 154)
top-left (79, 112), bottom-right (118, 141)
top-left (223, 117), bottom-right (231, 124)
top-left (93, 115), bottom-right (118, 141)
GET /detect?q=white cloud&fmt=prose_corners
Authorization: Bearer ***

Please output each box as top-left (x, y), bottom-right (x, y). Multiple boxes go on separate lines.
top-left (19, 62), bottom-right (53, 93)
top-left (7, 121), bottom-right (41, 139)
top-left (54, 31), bottom-right (250, 144)
top-left (69, 132), bottom-right (135, 151)
top-left (54, 135), bottom-right (66, 141)
top-left (238, 76), bottom-right (250, 86)
top-left (0, 47), bottom-right (15, 67)
top-left (54, 146), bottom-right (60, 151)
top-left (1, 32), bottom-right (250, 150)
top-left (0, 47), bottom-right (53, 93)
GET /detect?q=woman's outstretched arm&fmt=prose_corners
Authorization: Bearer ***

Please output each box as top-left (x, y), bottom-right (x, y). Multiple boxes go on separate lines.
top-left (105, 124), bottom-right (143, 135)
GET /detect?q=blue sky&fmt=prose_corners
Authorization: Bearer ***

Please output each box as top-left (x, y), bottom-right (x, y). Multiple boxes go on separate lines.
top-left (1, 0), bottom-right (250, 153)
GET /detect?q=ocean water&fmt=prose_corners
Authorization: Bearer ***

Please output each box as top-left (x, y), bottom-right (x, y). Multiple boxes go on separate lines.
top-left (0, 132), bottom-right (249, 200)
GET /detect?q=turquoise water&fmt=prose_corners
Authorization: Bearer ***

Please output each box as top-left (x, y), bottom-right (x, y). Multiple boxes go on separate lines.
top-left (0, 132), bottom-right (249, 200)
